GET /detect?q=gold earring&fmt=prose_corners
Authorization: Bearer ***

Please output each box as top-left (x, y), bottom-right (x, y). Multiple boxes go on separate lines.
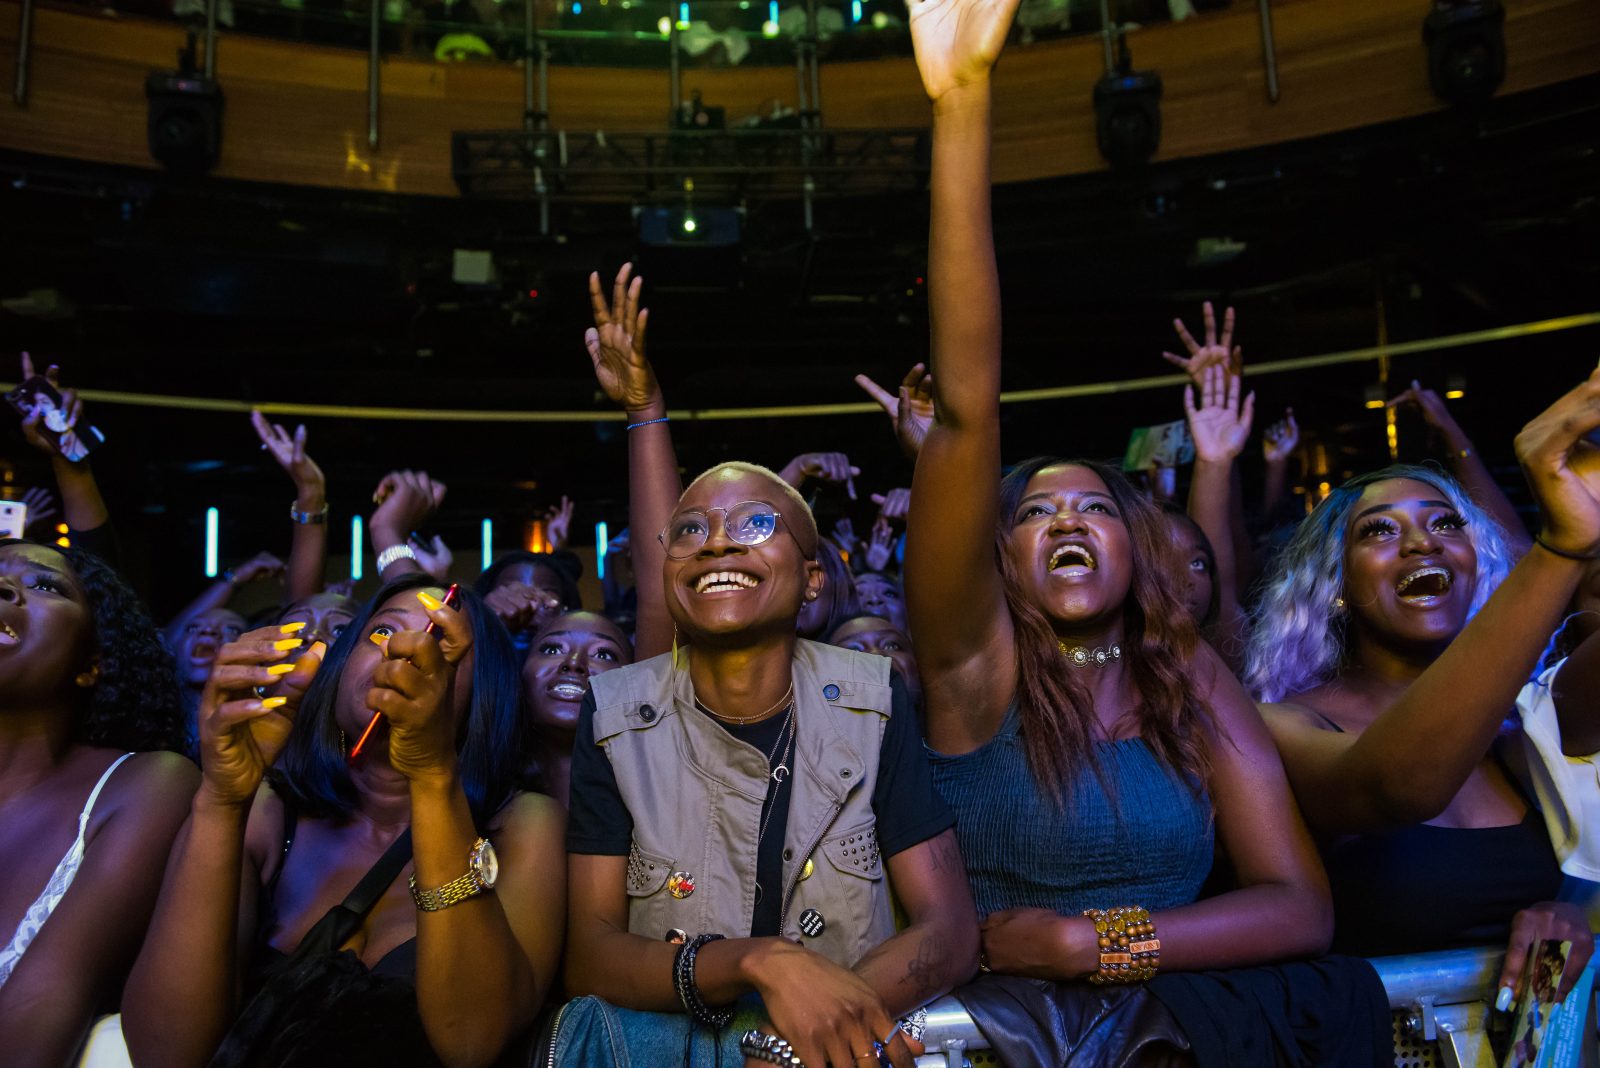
top-left (75, 671), bottom-right (97, 689)
top-left (671, 625), bottom-right (684, 669)
top-left (340, 730), bottom-right (349, 759)
top-left (1333, 597), bottom-right (1346, 611)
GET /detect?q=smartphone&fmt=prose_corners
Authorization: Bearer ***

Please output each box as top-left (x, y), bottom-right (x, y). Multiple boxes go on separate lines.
top-left (1122, 420), bottom-right (1195, 472)
top-left (0, 500), bottom-right (25, 539)
top-left (5, 376), bottom-right (105, 462)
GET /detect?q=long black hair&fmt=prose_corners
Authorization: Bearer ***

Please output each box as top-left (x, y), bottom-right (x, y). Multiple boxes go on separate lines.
top-left (270, 574), bottom-right (528, 830)
top-left (0, 538), bottom-right (186, 754)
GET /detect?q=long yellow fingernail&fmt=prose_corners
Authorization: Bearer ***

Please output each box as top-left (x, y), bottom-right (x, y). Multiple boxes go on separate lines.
top-left (416, 590), bottom-right (445, 611)
top-left (368, 632), bottom-right (389, 647)
top-left (280, 621), bottom-right (307, 634)
top-left (309, 641), bottom-right (327, 659)
top-left (260, 696), bottom-right (289, 710)
top-left (273, 638), bottom-right (304, 651)
top-left (266, 663), bottom-right (296, 676)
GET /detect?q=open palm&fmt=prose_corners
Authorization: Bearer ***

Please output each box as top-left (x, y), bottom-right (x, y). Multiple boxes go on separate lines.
top-left (908, 0), bottom-right (1021, 102)
top-left (585, 264), bottom-right (660, 413)
top-left (1183, 364), bottom-right (1255, 464)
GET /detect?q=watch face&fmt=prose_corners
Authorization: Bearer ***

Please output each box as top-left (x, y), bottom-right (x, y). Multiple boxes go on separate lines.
top-left (471, 838), bottom-right (499, 888)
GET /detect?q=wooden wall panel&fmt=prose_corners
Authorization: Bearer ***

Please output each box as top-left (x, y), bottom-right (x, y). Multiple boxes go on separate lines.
top-left (2, 0), bottom-right (1597, 196)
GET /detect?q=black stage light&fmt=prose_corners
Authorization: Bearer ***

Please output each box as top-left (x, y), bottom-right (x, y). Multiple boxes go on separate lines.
top-left (1423, 0), bottom-right (1505, 105)
top-left (146, 36), bottom-right (224, 174)
top-left (1094, 69), bottom-right (1163, 169)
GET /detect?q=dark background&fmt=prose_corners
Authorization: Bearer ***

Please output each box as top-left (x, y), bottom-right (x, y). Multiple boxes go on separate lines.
top-left (2, 73), bottom-right (1597, 616)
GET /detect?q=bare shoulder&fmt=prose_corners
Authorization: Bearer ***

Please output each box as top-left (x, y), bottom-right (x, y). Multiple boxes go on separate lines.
top-left (99, 750), bottom-right (199, 815)
top-left (491, 791), bottom-right (566, 855)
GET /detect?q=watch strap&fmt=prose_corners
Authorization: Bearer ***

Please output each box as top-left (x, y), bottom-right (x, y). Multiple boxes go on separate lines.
top-left (409, 869), bottom-right (488, 912)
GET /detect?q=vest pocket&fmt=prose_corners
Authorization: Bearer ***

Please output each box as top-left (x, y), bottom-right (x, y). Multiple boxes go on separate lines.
top-left (820, 822), bottom-right (883, 880)
top-left (625, 842), bottom-right (675, 897)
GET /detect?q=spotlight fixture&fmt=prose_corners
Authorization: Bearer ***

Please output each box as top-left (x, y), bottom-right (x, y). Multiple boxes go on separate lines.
top-left (1423, 0), bottom-right (1505, 106)
top-left (146, 34), bottom-right (224, 174)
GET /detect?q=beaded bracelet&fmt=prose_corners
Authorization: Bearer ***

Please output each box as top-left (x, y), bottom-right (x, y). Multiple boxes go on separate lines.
top-left (1082, 905), bottom-right (1160, 984)
top-left (626, 415), bottom-right (670, 431)
top-left (672, 933), bottom-right (734, 1029)
top-left (740, 1030), bottom-right (806, 1067)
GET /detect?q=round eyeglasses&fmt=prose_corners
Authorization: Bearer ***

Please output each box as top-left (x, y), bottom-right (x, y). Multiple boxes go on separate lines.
top-left (659, 502), bottom-right (784, 559)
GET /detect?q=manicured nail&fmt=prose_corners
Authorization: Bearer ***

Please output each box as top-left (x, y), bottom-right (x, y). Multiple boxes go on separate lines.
top-left (266, 664), bottom-right (296, 676)
top-left (369, 632), bottom-right (389, 647)
top-left (279, 621), bottom-right (307, 634)
top-left (1495, 985), bottom-right (1513, 1012)
top-left (260, 696), bottom-right (289, 710)
top-left (273, 638), bottom-right (303, 651)
top-left (309, 641), bottom-right (327, 658)
top-left (416, 590), bottom-right (445, 611)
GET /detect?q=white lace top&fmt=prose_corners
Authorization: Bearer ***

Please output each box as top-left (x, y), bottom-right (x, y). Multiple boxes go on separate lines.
top-left (0, 752), bottom-right (134, 988)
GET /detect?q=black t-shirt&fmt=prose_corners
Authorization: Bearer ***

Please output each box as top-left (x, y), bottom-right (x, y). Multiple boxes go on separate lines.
top-left (566, 673), bottom-right (954, 937)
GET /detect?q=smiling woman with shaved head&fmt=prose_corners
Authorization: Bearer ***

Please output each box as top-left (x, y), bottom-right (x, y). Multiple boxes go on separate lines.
top-left (1249, 372), bottom-right (1600, 999)
top-left (562, 258), bottom-right (977, 1068)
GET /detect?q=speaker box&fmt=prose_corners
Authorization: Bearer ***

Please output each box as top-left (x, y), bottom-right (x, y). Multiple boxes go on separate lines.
top-left (146, 71), bottom-right (224, 174)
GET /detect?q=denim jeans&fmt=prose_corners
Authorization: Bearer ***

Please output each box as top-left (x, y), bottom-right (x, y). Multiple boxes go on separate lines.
top-left (551, 995), bottom-right (770, 1068)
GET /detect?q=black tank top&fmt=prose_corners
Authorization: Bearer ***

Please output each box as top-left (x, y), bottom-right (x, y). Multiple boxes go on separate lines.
top-left (1313, 716), bottom-right (1563, 956)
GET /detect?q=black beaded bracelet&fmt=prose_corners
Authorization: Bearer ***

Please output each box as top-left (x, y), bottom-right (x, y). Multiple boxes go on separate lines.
top-left (673, 933), bottom-right (733, 1030)
top-left (1534, 533), bottom-right (1600, 562)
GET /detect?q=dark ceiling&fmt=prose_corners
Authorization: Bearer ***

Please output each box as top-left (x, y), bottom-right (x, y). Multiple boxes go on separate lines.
top-left (2, 73), bottom-right (1598, 614)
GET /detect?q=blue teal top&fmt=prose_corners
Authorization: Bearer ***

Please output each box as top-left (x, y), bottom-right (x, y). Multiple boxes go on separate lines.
top-left (929, 706), bottom-right (1214, 917)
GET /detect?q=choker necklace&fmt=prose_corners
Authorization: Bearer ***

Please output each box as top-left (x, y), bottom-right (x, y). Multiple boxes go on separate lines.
top-left (694, 682), bottom-right (796, 725)
top-left (1058, 641), bottom-right (1122, 667)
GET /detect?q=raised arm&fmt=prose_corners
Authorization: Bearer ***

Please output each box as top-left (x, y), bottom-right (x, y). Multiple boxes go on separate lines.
top-left (251, 412), bottom-right (329, 601)
top-left (903, 0), bottom-right (1021, 752)
top-left (123, 628), bottom-right (325, 1068)
top-left (1265, 369), bottom-right (1600, 833)
top-left (17, 355), bottom-right (113, 554)
top-left (1389, 380), bottom-right (1532, 556)
top-left (162, 552), bottom-right (284, 648)
top-left (378, 601), bottom-right (561, 1065)
top-left (368, 470), bottom-right (447, 582)
top-left (585, 264), bottom-right (680, 660)
top-left (778, 452), bottom-right (861, 500)
top-left (1183, 363), bottom-right (1253, 661)
top-left (1260, 408), bottom-right (1300, 519)
top-left (855, 363), bottom-right (935, 462)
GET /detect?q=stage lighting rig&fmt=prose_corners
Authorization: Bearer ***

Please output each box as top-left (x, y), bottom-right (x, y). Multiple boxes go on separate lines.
top-left (1092, 3), bottom-right (1161, 170)
top-left (146, 33), bottom-right (224, 175)
top-left (1423, 0), bottom-right (1505, 105)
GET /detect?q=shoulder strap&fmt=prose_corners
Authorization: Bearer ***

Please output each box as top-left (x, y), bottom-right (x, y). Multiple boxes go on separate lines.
top-left (286, 828), bottom-right (413, 962)
top-left (76, 752), bottom-right (134, 837)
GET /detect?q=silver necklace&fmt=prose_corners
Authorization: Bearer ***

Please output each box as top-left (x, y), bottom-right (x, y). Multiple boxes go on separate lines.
top-left (694, 682), bottom-right (795, 725)
top-left (753, 704), bottom-right (796, 905)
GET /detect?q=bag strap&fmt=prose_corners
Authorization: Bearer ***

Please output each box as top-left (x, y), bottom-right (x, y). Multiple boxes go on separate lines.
top-left (291, 828), bottom-right (414, 960)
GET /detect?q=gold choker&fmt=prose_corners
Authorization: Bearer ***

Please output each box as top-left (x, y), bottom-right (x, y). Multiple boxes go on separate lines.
top-left (1058, 642), bottom-right (1122, 667)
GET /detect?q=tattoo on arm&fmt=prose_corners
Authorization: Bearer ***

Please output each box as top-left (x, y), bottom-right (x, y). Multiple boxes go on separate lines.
top-left (926, 833), bottom-right (961, 874)
top-left (903, 931), bottom-right (946, 1002)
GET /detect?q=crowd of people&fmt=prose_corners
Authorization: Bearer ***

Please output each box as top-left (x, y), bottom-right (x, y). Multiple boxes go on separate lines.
top-left (4, 0), bottom-right (1600, 1064)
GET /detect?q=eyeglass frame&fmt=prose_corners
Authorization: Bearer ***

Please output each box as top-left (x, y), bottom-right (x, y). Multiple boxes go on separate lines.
top-left (657, 501), bottom-right (793, 559)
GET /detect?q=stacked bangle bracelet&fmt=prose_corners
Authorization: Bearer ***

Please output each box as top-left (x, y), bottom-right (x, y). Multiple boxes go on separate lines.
top-left (1082, 905), bottom-right (1161, 984)
top-left (740, 1030), bottom-right (805, 1067)
top-left (673, 933), bottom-right (734, 1030)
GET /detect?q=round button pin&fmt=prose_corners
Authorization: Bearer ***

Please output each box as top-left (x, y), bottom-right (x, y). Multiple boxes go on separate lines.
top-left (666, 871), bottom-right (695, 899)
top-left (664, 929), bottom-right (688, 944)
top-left (799, 857), bottom-right (815, 881)
top-left (798, 908), bottom-right (826, 938)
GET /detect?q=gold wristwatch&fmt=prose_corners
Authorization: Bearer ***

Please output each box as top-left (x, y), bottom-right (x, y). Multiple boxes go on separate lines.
top-left (409, 837), bottom-right (499, 912)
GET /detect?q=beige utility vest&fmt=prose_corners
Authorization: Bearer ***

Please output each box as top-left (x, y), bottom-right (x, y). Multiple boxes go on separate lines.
top-left (589, 639), bottom-right (897, 969)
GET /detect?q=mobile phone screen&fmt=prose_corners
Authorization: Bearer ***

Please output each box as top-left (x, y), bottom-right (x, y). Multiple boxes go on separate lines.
top-left (0, 500), bottom-right (26, 540)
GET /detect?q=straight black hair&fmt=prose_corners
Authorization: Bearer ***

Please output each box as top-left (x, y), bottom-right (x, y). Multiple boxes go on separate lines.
top-left (270, 574), bottom-right (528, 830)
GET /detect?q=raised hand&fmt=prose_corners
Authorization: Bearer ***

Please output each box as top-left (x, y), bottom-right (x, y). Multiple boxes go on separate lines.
top-left (197, 625), bottom-right (325, 807)
top-left (872, 487), bottom-right (912, 523)
top-left (832, 516), bottom-right (861, 556)
top-left (371, 470), bottom-right (447, 548)
top-left (230, 551), bottom-right (286, 587)
top-left (585, 264), bottom-right (660, 415)
top-left (371, 592), bottom-right (472, 785)
top-left (545, 495), bottom-right (575, 550)
top-left (484, 582), bottom-right (562, 634)
top-left (781, 452), bottom-right (860, 499)
top-left (1183, 363), bottom-right (1256, 465)
top-left (856, 363), bottom-right (935, 460)
top-left (1262, 407), bottom-right (1300, 465)
top-left (1163, 302), bottom-right (1242, 386)
top-left (864, 517), bottom-right (897, 573)
top-left (250, 410), bottom-right (326, 500)
top-left (20, 487), bottom-right (59, 532)
top-left (907, 0), bottom-right (1022, 103)
top-left (1515, 366), bottom-right (1600, 558)
top-left (17, 352), bottom-right (87, 460)
top-left (1387, 379), bottom-right (1470, 451)
top-left (408, 534), bottom-right (454, 583)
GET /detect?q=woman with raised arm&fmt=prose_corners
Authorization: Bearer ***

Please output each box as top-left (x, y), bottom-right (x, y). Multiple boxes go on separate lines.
top-left (559, 458), bottom-right (977, 1068)
top-left (123, 576), bottom-right (564, 1068)
top-left (251, 411), bottom-right (334, 603)
top-left (902, 0), bottom-right (1361, 1059)
top-left (1246, 370), bottom-right (1600, 1003)
top-left (0, 539), bottom-right (197, 1068)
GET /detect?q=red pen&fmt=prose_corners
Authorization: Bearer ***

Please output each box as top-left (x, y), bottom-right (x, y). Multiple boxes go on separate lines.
top-left (349, 583), bottom-right (460, 761)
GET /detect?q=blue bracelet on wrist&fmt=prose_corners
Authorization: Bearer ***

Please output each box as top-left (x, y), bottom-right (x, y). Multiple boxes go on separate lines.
top-left (626, 415), bottom-right (670, 431)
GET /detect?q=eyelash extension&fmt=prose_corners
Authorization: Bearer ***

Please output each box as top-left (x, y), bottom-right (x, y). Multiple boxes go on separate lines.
top-left (1432, 512), bottom-right (1468, 531)
top-left (1357, 519), bottom-right (1397, 538)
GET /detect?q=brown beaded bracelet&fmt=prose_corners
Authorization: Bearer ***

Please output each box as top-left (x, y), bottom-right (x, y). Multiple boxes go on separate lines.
top-left (1082, 905), bottom-right (1161, 984)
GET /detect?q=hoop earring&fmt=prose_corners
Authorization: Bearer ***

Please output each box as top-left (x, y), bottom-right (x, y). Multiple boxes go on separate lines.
top-left (340, 730), bottom-right (349, 759)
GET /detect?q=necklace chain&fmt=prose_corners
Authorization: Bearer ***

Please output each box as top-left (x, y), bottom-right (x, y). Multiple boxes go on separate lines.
top-left (694, 681), bottom-right (795, 725)
top-left (1057, 641), bottom-right (1122, 668)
